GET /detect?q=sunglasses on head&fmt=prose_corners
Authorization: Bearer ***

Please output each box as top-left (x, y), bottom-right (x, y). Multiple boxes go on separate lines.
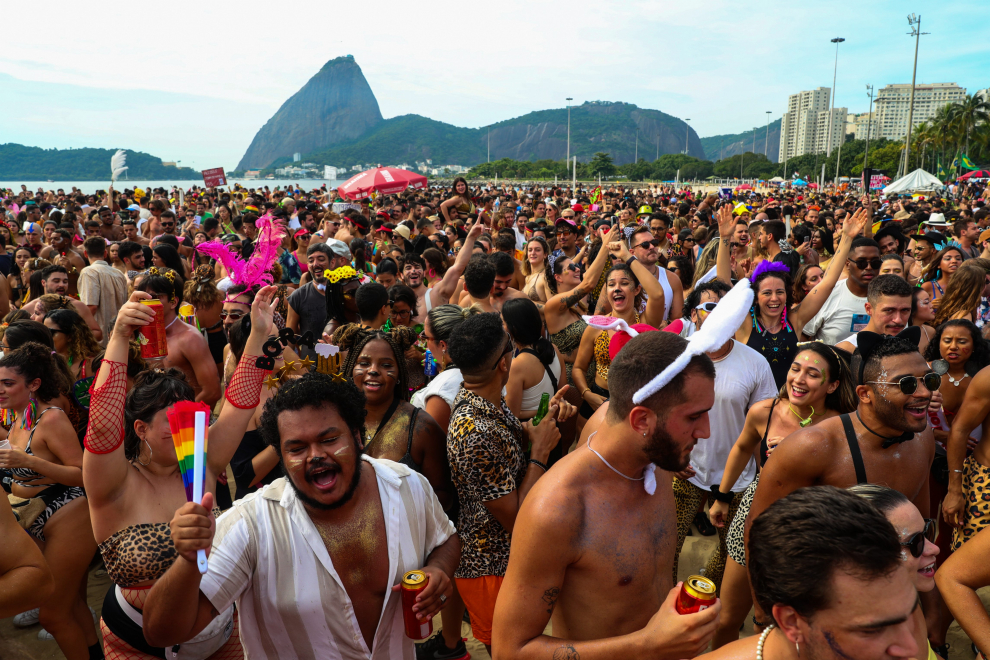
top-left (848, 258), bottom-right (883, 270)
top-left (867, 372), bottom-right (941, 395)
top-left (633, 238), bottom-right (662, 250)
top-left (901, 519), bottom-right (936, 557)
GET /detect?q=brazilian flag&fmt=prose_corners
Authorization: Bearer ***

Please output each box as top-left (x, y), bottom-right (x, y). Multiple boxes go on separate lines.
top-left (959, 154), bottom-right (979, 170)
top-left (937, 159), bottom-right (949, 180)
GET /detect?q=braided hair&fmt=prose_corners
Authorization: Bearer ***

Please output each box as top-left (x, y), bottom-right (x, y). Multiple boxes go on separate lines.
top-left (332, 323), bottom-right (419, 401)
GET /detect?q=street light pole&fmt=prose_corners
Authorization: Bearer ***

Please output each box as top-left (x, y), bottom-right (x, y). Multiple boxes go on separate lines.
top-left (864, 85), bottom-right (874, 178)
top-left (826, 37), bottom-right (845, 158)
top-left (903, 15), bottom-right (928, 178)
top-left (765, 111), bottom-right (772, 157)
top-left (566, 98), bottom-right (573, 165)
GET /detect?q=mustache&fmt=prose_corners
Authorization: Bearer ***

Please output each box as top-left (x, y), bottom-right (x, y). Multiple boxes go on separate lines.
top-left (304, 458), bottom-right (341, 480)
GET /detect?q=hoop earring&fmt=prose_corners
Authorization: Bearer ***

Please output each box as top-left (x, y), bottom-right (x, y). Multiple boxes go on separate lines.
top-left (137, 438), bottom-right (152, 466)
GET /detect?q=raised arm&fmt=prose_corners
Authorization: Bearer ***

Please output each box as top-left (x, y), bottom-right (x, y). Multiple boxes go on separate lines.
top-left (206, 286), bottom-right (278, 476)
top-left (430, 217), bottom-right (485, 305)
top-left (791, 207), bottom-right (869, 333)
top-left (709, 400), bottom-right (771, 527)
top-left (544, 225), bottom-right (617, 326)
top-left (607, 239), bottom-right (666, 327)
top-left (82, 291), bottom-right (156, 505)
top-left (714, 202), bottom-right (734, 285)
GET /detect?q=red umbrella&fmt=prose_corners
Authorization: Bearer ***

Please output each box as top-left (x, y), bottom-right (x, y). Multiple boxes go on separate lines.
top-left (336, 166), bottom-right (428, 200)
top-left (958, 170), bottom-right (990, 180)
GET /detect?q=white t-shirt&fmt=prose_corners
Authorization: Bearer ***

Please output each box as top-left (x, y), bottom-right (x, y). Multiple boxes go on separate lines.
top-left (411, 367), bottom-right (463, 411)
top-left (803, 279), bottom-right (869, 346)
top-left (688, 340), bottom-right (777, 492)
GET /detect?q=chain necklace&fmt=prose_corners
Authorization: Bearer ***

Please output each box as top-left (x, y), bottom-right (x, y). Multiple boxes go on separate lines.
top-left (947, 372), bottom-right (970, 387)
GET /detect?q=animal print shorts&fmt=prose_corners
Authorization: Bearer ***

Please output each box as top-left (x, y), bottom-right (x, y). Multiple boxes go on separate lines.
top-left (952, 454), bottom-right (990, 551)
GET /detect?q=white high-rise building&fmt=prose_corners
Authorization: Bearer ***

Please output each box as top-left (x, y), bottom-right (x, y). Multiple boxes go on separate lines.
top-left (849, 112), bottom-right (879, 140)
top-left (778, 88), bottom-right (847, 160)
top-left (875, 83), bottom-right (967, 140)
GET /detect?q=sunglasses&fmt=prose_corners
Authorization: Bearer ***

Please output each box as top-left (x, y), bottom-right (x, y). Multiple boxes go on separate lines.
top-left (848, 258), bottom-right (883, 270)
top-left (565, 263), bottom-right (581, 273)
top-left (681, 238), bottom-right (696, 244)
top-left (901, 519), bottom-right (936, 558)
top-left (695, 301), bottom-right (718, 313)
top-left (491, 332), bottom-right (515, 370)
top-left (633, 238), bottom-right (662, 250)
top-left (219, 310), bottom-right (246, 321)
top-left (162, 223), bottom-right (175, 228)
top-left (556, 228), bottom-right (574, 236)
top-left (867, 372), bottom-right (941, 395)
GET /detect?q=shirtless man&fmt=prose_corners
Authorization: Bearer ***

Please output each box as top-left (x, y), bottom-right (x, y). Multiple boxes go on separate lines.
top-left (97, 206), bottom-right (125, 241)
top-left (405, 219), bottom-right (482, 323)
top-left (489, 252), bottom-right (530, 314)
top-left (39, 230), bottom-right (87, 296)
top-left (493, 331), bottom-right (721, 659)
top-left (745, 335), bottom-right (936, 620)
top-left (136, 270), bottom-right (221, 406)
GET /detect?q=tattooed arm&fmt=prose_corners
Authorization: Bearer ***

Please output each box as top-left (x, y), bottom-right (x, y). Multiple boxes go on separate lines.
top-left (544, 226), bottom-right (618, 331)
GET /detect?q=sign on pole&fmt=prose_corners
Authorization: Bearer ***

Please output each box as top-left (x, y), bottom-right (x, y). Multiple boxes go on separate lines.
top-left (202, 168), bottom-right (227, 188)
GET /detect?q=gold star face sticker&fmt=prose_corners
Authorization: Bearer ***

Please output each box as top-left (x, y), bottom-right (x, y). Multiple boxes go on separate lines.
top-left (264, 374), bottom-right (281, 390)
top-left (297, 357), bottom-right (315, 371)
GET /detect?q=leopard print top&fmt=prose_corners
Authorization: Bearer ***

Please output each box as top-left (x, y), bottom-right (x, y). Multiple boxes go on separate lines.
top-left (98, 507), bottom-right (222, 588)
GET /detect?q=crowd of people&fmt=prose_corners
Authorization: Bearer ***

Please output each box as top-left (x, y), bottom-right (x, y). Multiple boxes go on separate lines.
top-left (1, 174), bottom-right (990, 660)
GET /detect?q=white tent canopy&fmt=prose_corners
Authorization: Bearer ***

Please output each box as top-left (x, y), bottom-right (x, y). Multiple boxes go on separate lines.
top-left (883, 168), bottom-right (944, 195)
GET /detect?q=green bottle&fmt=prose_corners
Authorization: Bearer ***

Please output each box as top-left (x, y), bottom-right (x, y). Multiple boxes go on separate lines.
top-left (532, 392), bottom-right (551, 426)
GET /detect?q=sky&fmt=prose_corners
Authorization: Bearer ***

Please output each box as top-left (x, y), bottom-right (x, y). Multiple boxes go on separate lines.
top-left (2, 0), bottom-right (988, 171)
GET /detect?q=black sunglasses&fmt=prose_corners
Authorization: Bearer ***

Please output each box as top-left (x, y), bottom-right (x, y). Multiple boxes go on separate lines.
top-left (219, 310), bottom-right (246, 320)
top-left (491, 332), bottom-right (515, 370)
top-left (633, 238), bottom-right (662, 250)
top-left (565, 263), bottom-right (581, 273)
top-left (901, 519), bottom-right (936, 557)
top-left (848, 258), bottom-right (883, 270)
top-left (867, 372), bottom-right (941, 395)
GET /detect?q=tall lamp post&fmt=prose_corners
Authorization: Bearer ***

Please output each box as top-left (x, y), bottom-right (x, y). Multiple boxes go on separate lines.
top-left (863, 85), bottom-right (875, 181)
top-left (566, 97), bottom-right (573, 165)
top-left (902, 14), bottom-right (928, 178)
top-left (765, 111), bottom-right (772, 157)
top-left (826, 37), bottom-right (845, 160)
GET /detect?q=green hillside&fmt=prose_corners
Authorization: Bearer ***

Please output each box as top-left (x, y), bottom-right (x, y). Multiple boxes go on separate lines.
top-left (0, 143), bottom-right (201, 180)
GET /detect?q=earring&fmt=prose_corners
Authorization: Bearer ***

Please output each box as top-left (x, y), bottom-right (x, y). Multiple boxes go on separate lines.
top-left (795, 642), bottom-right (800, 656)
top-left (137, 438), bottom-right (153, 466)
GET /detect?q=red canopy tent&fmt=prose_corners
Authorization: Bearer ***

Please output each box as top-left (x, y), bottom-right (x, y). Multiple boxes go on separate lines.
top-left (336, 166), bottom-right (428, 200)
top-left (734, 184), bottom-right (753, 191)
top-left (958, 170), bottom-right (990, 180)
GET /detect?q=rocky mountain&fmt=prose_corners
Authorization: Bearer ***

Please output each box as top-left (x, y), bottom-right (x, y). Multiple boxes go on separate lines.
top-left (236, 56), bottom-right (383, 171)
top-left (242, 58), bottom-right (705, 171)
top-left (700, 119), bottom-right (782, 163)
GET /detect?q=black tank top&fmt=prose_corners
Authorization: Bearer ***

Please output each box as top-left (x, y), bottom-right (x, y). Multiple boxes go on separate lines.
top-left (747, 323), bottom-right (797, 390)
top-left (759, 399), bottom-right (780, 468)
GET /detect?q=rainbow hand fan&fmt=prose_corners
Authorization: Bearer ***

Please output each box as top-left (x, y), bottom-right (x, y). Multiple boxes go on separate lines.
top-left (167, 401), bottom-right (212, 574)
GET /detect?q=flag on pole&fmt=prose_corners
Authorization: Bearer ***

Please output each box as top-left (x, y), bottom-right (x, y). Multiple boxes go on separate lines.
top-left (960, 154), bottom-right (979, 170)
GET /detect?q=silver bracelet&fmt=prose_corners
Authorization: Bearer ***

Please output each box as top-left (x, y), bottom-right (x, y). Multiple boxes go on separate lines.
top-left (953, 469), bottom-right (963, 473)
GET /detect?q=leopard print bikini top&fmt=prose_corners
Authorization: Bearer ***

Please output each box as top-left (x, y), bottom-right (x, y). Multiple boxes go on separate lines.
top-left (98, 507), bottom-right (222, 588)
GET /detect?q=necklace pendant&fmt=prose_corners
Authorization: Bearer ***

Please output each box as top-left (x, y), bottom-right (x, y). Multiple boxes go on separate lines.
top-left (799, 417), bottom-right (812, 428)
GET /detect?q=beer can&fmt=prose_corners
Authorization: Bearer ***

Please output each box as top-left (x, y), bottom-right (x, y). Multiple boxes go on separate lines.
top-left (675, 575), bottom-right (716, 614)
top-left (401, 570), bottom-right (433, 640)
top-left (138, 299), bottom-right (168, 359)
top-left (179, 303), bottom-right (196, 326)
top-left (423, 349), bottom-right (437, 381)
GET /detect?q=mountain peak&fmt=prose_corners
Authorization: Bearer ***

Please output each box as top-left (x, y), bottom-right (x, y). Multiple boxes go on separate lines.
top-left (320, 55), bottom-right (358, 72)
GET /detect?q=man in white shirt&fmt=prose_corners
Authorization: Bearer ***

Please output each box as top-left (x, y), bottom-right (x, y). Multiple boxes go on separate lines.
top-left (668, 280), bottom-right (776, 587)
top-left (142, 374), bottom-right (460, 660)
top-left (802, 237), bottom-right (880, 345)
top-left (78, 237), bottom-right (128, 346)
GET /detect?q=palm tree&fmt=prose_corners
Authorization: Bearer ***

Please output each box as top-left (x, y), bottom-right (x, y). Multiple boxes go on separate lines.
top-left (930, 104), bottom-right (956, 168)
top-left (953, 94), bottom-right (990, 156)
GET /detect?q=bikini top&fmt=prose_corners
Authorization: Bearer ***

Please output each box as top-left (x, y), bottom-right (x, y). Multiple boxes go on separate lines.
top-left (7, 407), bottom-right (65, 488)
top-left (759, 399), bottom-right (780, 468)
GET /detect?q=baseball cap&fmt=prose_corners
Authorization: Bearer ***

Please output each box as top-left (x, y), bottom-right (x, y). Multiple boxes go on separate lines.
top-left (572, 204), bottom-right (584, 214)
top-left (126, 204), bottom-right (141, 212)
top-left (637, 205), bottom-right (653, 216)
top-left (555, 216), bottom-right (576, 227)
top-left (325, 239), bottom-right (351, 259)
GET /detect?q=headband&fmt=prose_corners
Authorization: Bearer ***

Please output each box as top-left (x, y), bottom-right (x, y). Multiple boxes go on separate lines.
top-left (751, 260), bottom-right (790, 281)
top-left (633, 278), bottom-right (754, 404)
top-left (548, 249), bottom-right (564, 274)
top-left (147, 266), bottom-right (176, 282)
top-left (325, 265), bottom-right (360, 284)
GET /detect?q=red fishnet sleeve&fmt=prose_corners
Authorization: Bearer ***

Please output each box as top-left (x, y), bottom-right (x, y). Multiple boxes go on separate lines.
top-left (225, 355), bottom-right (268, 409)
top-left (84, 361), bottom-right (128, 454)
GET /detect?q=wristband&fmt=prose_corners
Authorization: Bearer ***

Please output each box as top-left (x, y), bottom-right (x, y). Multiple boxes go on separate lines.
top-left (710, 484), bottom-right (734, 503)
top-left (529, 458), bottom-right (548, 472)
top-left (625, 256), bottom-right (637, 268)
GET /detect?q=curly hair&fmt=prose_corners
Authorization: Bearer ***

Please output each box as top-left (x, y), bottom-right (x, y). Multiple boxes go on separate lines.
top-left (332, 323), bottom-right (418, 402)
top-left (35, 293), bottom-right (74, 316)
top-left (0, 342), bottom-right (70, 403)
top-left (259, 371), bottom-right (367, 456)
top-left (124, 369), bottom-right (194, 462)
top-left (183, 264), bottom-right (223, 308)
top-left (923, 319), bottom-right (990, 376)
top-left (45, 308), bottom-right (101, 366)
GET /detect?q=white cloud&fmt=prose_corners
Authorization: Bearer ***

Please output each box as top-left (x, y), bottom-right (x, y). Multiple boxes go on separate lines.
top-left (2, 0), bottom-right (987, 169)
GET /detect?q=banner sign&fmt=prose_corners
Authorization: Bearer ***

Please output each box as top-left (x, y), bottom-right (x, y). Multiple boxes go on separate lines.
top-left (202, 168), bottom-right (227, 188)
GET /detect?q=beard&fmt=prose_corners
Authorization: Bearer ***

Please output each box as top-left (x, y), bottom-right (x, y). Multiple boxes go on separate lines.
top-left (285, 440), bottom-right (364, 511)
top-left (872, 390), bottom-right (928, 434)
top-left (643, 418), bottom-right (691, 472)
